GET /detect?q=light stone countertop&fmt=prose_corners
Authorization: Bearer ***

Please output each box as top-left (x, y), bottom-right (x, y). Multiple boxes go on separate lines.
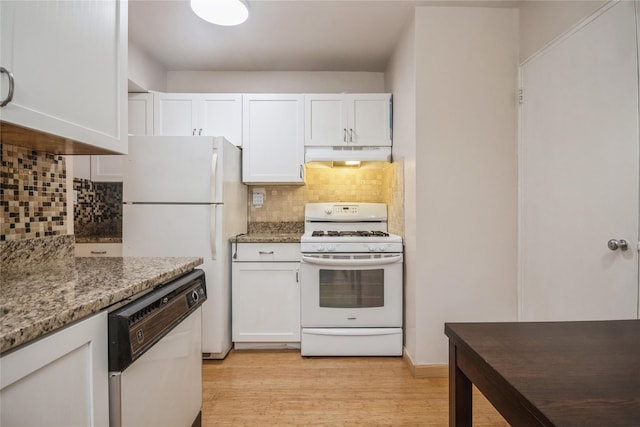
top-left (233, 232), bottom-right (303, 244)
top-left (0, 256), bottom-right (203, 354)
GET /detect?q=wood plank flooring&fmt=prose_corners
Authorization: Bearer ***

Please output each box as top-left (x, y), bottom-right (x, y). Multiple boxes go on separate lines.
top-left (202, 350), bottom-right (508, 426)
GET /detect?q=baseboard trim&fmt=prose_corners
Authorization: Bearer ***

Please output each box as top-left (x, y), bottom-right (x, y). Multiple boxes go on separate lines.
top-left (403, 349), bottom-right (448, 378)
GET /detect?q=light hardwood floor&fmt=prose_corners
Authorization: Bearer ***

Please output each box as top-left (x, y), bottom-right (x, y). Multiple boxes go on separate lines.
top-left (202, 350), bottom-right (508, 426)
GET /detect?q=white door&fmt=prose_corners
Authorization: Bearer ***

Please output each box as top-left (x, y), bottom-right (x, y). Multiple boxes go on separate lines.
top-left (153, 93), bottom-right (198, 136)
top-left (200, 94), bottom-right (242, 145)
top-left (242, 94), bottom-right (304, 184)
top-left (347, 94), bottom-right (392, 146)
top-left (304, 94), bottom-right (347, 146)
top-left (519, 1), bottom-right (639, 321)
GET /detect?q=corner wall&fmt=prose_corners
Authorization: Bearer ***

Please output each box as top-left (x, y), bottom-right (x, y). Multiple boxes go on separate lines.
top-left (387, 6), bottom-right (519, 365)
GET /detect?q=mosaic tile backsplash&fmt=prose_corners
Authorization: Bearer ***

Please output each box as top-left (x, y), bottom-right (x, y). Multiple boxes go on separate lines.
top-left (248, 162), bottom-right (404, 237)
top-left (73, 178), bottom-right (122, 239)
top-left (1, 144), bottom-right (67, 241)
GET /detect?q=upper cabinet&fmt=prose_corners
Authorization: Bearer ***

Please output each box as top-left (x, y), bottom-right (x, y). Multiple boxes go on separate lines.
top-left (128, 93), bottom-right (154, 137)
top-left (74, 93), bottom-right (151, 182)
top-left (0, 0), bottom-right (127, 155)
top-left (153, 93), bottom-right (242, 145)
top-left (305, 94), bottom-right (392, 146)
top-left (242, 94), bottom-right (305, 184)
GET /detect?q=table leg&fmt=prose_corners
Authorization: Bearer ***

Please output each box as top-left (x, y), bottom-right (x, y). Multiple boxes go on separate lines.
top-left (449, 341), bottom-right (472, 426)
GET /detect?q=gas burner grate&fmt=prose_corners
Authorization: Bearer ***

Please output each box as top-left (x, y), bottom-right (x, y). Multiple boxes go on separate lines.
top-left (310, 230), bottom-right (391, 237)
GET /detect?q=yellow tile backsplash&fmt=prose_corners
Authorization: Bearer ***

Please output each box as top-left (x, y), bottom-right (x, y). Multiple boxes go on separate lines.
top-left (248, 161), bottom-right (404, 237)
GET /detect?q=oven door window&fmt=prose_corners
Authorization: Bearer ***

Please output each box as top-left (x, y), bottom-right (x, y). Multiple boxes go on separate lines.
top-left (319, 269), bottom-right (384, 308)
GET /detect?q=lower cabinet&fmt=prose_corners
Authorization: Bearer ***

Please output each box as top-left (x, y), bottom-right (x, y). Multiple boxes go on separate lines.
top-left (0, 312), bottom-right (109, 426)
top-left (232, 243), bottom-right (301, 345)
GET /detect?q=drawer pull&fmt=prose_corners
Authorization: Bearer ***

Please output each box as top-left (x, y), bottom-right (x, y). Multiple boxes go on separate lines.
top-left (259, 251), bottom-right (274, 255)
top-left (90, 250), bottom-right (108, 255)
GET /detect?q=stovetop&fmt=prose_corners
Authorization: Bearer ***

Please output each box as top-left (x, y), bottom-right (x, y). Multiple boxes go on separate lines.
top-left (311, 230), bottom-right (390, 238)
top-left (302, 202), bottom-right (403, 253)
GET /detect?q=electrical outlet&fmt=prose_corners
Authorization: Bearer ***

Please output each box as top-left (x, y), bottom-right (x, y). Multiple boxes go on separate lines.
top-left (252, 188), bottom-right (265, 207)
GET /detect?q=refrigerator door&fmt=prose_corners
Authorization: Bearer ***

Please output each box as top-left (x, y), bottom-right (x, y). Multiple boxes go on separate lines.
top-left (123, 204), bottom-right (215, 259)
top-left (123, 136), bottom-right (236, 204)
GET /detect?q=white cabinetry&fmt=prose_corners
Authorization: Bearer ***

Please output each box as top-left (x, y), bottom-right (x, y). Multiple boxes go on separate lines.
top-left (0, 0), bottom-right (127, 154)
top-left (74, 94), bottom-right (152, 182)
top-left (128, 93), bottom-right (154, 136)
top-left (153, 93), bottom-right (242, 145)
top-left (305, 94), bottom-right (392, 146)
top-left (0, 312), bottom-right (109, 426)
top-left (232, 243), bottom-right (301, 346)
top-left (242, 94), bottom-right (305, 184)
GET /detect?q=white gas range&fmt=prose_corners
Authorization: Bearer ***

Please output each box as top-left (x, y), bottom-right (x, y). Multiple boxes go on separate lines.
top-left (299, 203), bottom-right (403, 356)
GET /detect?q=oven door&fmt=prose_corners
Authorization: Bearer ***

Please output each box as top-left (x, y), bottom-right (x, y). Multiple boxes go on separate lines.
top-left (300, 253), bottom-right (403, 327)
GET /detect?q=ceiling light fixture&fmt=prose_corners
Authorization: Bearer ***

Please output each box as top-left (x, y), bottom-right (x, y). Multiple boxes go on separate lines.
top-left (190, 0), bottom-right (249, 26)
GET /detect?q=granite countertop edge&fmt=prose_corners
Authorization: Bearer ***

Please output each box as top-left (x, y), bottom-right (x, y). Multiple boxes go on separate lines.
top-left (0, 256), bottom-right (203, 354)
top-left (75, 237), bottom-right (123, 244)
top-left (232, 233), bottom-right (303, 244)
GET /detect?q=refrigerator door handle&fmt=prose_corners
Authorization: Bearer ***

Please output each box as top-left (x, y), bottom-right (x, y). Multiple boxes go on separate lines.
top-left (210, 205), bottom-right (217, 260)
top-left (210, 150), bottom-right (219, 203)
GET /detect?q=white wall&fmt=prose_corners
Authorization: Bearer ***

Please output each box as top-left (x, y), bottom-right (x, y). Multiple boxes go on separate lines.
top-left (386, 6), bottom-right (519, 365)
top-left (519, 0), bottom-right (607, 62)
top-left (384, 16), bottom-right (418, 362)
top-left (128, 42), bottom-right (167, 92)
top-left (166, 71), bottom-right (385, 93)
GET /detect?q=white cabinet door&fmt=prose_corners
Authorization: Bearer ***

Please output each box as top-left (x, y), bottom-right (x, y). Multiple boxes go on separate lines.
top-left (73, 155), bottom-right (123, 182)
top-left (90, 156), bottom-right (124, 182)
top-left (242, 94), bottom-right (304, 184)
top-left (153, 93), bottom-right (242, 144)
top-left (74, 156), bottom-right (92, 180)
top-left (520, 1), bottom-right (639, 321)
top-left (347, 94), bottom-right (392, 146)
top-left (304, 94), bottom-right (347, 146)
top-left (232, 261), bottom-right (301, 342)
top-left (200, 94), bottom-right (242, 145)
top-left (0, 312), bottom-right (109, 427)
top-left (153, 93), bottom-right (198, 136)
top-left (0, 0), bottom-right (127, 154)
top-left (304, 94), bottom-right (392, 147)
top-left (128, 93), bottom-right (154, 136)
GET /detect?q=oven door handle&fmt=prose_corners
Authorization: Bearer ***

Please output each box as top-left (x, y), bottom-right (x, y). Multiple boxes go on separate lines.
top-left (301, 254), bottom-right (402, 267)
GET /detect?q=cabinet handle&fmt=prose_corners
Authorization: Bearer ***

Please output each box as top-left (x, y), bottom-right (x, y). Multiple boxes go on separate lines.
top-left (90, 251), bottom-right (108, 255)
top-left (343, 128), bottom-right (347, 142)
top-left (349, 128), bottom-right (354, 142)
top-left (295, 268), bottom-right (299, 283)
top-left (299, 164), bottom-right (304, 180)
top-left (0, 67), bottom-right (15, 107)
top-left (192, 129), bottom-right (196, 136)
top-left (259, 251), bottom-right (274, 255)
top-left (199, 128), bottom-right (203, 136)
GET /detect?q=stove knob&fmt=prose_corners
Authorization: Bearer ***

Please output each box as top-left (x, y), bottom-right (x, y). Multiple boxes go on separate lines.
top-left (324, 207), bottom-right (333, 215)
top-left (327, 244), bottom-right (336, 252)
top-left (378, 244), bottom-right (388, 252)
top-left (316, 244), bottom-right (325, 251)
top-left (367, 244), bottom-right (376, 252)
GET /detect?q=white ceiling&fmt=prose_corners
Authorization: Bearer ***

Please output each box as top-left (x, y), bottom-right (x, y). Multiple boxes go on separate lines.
top-left (129, 0), bottom-right (518, 73)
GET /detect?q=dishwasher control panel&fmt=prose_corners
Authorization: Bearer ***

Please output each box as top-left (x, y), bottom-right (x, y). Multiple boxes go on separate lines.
top-left (108, 269), bottom-right (207, 372)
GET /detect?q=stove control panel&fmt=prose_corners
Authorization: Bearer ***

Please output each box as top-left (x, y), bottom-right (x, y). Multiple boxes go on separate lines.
top-left (328, 205), bottom-right (359, 216)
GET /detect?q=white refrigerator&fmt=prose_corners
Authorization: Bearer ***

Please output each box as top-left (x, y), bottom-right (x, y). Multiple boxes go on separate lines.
top-left (123, 136), bottom-right (247, 359)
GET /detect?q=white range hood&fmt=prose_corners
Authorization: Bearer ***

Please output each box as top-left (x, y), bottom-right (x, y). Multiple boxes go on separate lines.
top-left (304, 146), bottom-right (391, 163)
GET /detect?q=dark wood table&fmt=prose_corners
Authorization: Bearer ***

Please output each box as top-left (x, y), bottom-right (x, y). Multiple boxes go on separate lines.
top-left (445, 320), bottom-right (640, 426)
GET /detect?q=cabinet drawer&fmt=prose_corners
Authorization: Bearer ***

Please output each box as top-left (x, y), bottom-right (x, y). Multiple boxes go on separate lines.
top-left (233, 243), bottom-right (300, 262)
top-left (75, 243), bottom-right (122, 257)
